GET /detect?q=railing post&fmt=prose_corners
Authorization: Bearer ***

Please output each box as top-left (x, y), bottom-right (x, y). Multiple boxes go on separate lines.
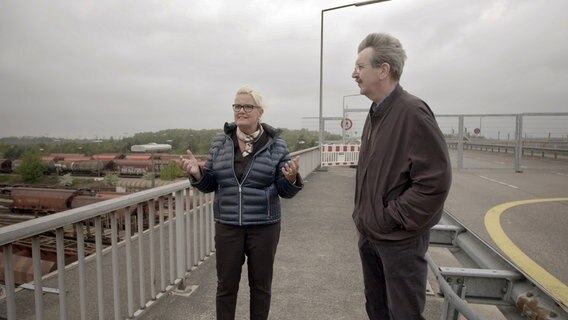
top-left (149, 199), bottom-right (157, 300)
top-left (111, 211), bottom-right (121, 319)
top-left (125, 208), bottom-right (134, 318)
top-left (95, 216), bottom-right (105, 320)
top-left (192, 191), bottom-right (199, 266)
top-left (56, 229), bottom-right (67, 320)
top-left (457, 115), bottom-right (464, 170)
top-left (442, 283), bottom-right (466, 320)
top-left (168, 196), bottom-right (175, 285)
top-left (515, 114), bottom-right (523, 173)
top-left (185, 189), bottom-right (193, 270)
top-left (137, 203), bottom-right (146, 309)
top-left (199, 192), bottom-right (205, 260)
top-left (3, 244), bottom-right (16, 320)
top-left (159, 198), bottom-right (166, 292)
top-left (75, 223), bottom-right (86, 320)
top-left (175, 189), bottom-right (186, 288)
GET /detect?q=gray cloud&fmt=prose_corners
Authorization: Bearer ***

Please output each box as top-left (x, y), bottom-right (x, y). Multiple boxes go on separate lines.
top-left (1, 0), bottom-right (567, 139)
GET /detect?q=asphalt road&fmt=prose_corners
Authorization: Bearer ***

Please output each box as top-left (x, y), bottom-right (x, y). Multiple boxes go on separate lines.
top-left (444, 149), bottom-right (568, 303)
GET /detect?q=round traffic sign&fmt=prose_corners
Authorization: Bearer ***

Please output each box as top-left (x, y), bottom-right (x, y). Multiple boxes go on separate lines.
top-left (341, 118), bottom-right (353, 130)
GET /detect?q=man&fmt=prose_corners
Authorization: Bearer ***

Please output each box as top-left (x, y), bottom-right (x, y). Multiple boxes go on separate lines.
top-left (352, 33), bottom-right (452, 319)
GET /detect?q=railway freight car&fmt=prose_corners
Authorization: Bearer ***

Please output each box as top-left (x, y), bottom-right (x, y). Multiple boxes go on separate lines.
top-left (92, 153), bottom-right (124, 161)
top-left (114, 159), bottom-right (171, 177)
top-left (10, 188), bottom-right (77, 214)
top-left (56, 160), bottom-right (110, 176)
top-left (70, 191), bottom-right (124, 208)
top-left (8, 187), bottom-right (128, 215)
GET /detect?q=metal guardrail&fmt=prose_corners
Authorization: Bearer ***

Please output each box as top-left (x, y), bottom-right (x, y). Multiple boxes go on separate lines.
top-left (447, 141), bottom-right (568, 160)
top-left (291, 146), bottom-right (321, 177)
top-left (1, 181), bottom-right (215, 320)
top-left (0, 146), bottom-right (322, 320)
top-left (429, 211), bottom-right (568, 320)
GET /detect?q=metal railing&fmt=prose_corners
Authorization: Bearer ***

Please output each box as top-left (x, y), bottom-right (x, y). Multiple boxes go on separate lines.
top-left (1, 181), bottom-right (214, 320)
top-left (291, 146), bottom-right (321, 178)
top-left (0, 146), bottom-right (322, 320)
top-left (437, 113), bottom-right (568, 172)
top-left (429, 211), bottom-right (568, 320)
top-left (447, 141), bottom-right (568, 160)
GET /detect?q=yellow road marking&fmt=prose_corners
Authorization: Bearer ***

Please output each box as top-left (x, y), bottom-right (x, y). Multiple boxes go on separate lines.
top-left (485, 198), bottom-right (568, 307)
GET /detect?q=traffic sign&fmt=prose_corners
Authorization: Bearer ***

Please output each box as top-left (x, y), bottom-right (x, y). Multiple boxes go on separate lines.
top-left (341, 118), bottom-right (353, 130)
top-left (474, 128), bottom-right (481, 134)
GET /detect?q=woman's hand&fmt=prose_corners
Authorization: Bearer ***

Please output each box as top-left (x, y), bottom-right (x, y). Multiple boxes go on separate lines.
top-left (181, 149), bottom-right (202, 181)
top-left (282, 156), bottom-right (300, 184)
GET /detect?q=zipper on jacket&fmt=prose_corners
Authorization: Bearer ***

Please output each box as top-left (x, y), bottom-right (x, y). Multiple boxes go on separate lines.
top-left (236, 151), bottom-right (260, 225)
top-left (238, 184), bottom-right (242, 225)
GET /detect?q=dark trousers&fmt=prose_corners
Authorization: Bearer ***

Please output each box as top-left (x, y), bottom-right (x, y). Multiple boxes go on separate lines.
top-left (358, 232), bottom-right (430, 320)
top-left (215, 222), bottom-right (281, 320)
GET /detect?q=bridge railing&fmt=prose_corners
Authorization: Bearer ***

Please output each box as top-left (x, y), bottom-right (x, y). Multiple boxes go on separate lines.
top-left (430, 211), bottom-right (568, 320)
top-left (0, 147), bottom-right (322, 320)
top-left (1, 181), bottom-right (215, 320)
top-left (437, 113), bottom-right (568, 172)
top-left (446, 141), bottom-right (568, 160)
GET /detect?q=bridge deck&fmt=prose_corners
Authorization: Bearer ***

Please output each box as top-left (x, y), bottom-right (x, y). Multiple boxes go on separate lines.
top-left (140, 167), bottom-right (503, 320)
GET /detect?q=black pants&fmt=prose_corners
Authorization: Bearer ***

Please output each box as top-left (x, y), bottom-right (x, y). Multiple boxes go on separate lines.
top-left (215, 222), bottom-right (281, 320)
top-left (358, 232), bottom-right (430, 320)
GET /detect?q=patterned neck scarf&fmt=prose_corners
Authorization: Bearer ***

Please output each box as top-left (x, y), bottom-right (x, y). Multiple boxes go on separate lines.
top-left (236, 125), bottom-right (264, 157)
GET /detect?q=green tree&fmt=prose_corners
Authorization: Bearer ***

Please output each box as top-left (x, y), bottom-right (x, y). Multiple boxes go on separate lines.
top-left (103, 172), bottom-right (119, 186)
top-left (160, 162), bottom-right (184, 181)
top-left (16, 151), bottom-right (45, 183)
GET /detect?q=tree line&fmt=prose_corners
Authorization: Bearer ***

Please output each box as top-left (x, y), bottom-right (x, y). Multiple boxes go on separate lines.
top-left (0, 128), bottom-right (341, 160)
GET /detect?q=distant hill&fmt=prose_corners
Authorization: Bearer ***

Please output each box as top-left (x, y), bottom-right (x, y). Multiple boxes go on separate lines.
top-left (0, 128), bottom-right (341, 160)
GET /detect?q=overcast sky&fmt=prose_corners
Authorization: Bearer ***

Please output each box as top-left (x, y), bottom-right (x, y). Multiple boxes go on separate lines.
top-left (1, 0), bottom-right (567, 139)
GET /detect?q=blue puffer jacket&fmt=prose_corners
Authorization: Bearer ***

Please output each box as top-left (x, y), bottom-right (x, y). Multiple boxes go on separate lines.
top-left (190, 122), bottom-right (303, 226)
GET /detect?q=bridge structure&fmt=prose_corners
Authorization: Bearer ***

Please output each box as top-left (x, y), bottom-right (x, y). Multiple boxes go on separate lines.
top-left (1, 143), bottom-right (567, 319)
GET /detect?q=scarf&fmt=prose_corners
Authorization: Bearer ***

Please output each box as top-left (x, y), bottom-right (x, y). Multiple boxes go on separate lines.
top-left (236, 125), bottom-right (264, 157)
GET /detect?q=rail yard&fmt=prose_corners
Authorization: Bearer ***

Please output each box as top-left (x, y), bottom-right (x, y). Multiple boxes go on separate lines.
top-left (0, 151), bottom-right (203, 286)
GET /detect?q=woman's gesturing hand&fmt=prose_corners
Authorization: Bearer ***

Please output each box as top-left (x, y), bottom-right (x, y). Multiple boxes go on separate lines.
top-left (281, 156), bottom-right (300, 184)
top-left (181, 149), bottom-right (202, 181)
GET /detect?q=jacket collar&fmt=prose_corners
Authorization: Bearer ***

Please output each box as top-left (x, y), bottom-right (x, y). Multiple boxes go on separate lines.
top-left (371, 84), bottom-right (403, 117)
top-left (224, 122), bottom-right (280, 138)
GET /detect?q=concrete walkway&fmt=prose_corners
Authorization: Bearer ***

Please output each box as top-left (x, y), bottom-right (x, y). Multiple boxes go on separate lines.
top-left (142, 167), bottom-right (451, 320)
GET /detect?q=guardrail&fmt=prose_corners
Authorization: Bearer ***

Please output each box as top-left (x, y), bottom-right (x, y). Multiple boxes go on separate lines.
top-left (291, 146), bottom-right (321, 177)
top-left (430, 211), bottom-right (568, 320)
top-left (1, 181), bottom-right (214, 320)
top-left (0, 146), bottom-right (321, 320)
top-left (447, 141), bottom-right (568, 160)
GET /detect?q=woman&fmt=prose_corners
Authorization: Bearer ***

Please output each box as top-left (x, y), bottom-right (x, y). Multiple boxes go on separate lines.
top-left (181, 85), bottom-right (302, 320)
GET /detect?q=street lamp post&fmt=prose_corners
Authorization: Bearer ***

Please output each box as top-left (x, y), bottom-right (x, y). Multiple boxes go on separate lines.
top-left (130, 143), bottom-right (172, 188)
top-left (318, 0), bottom-right (390, 148)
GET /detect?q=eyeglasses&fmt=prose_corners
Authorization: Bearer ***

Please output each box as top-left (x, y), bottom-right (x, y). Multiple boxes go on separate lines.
top-left (232, 104), bottom-right (258, 113)
top-left (353, 64), bottom-right (372, 73)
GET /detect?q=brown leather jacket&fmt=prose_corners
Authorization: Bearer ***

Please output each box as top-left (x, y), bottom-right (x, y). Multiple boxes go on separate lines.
top-left (353, 85), bottom-right (452, 242)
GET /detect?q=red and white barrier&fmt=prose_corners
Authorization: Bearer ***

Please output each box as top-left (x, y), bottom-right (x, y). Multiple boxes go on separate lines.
top-left (321, 144), bottom-right (360, 167)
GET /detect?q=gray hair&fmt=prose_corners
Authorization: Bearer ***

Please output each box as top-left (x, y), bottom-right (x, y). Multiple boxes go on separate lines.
top-left (236, 85), bottom-right (264, 109)
top-left (358, 33), bottom-right (407, 81)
